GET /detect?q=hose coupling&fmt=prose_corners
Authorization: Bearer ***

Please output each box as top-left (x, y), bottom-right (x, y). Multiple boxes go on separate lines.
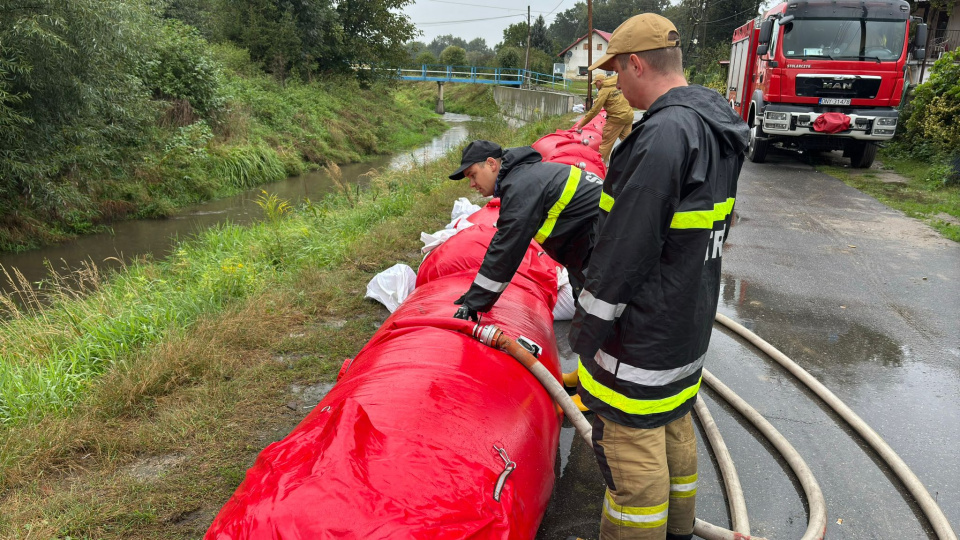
top-left (473, 324), bottom-right (502, 347)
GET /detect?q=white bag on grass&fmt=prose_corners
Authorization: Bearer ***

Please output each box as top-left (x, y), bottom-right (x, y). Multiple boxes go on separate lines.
top-left (365, 263), bottom-right (417, 312)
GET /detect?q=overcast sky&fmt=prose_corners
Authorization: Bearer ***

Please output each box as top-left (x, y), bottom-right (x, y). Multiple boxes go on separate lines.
top-left (405, 0), bottom-right (575, 50)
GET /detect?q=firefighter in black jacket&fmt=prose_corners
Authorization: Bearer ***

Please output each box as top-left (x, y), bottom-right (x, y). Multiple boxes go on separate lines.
top-left (567, 14), bottom-right (748, 540)
top-left (448, 140), bottom-right (602, 323)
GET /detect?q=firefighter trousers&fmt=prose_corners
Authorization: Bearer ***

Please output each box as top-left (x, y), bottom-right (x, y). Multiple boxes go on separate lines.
top-left (591, 412), bottom-right (697, 540)
top-left (600, 121), bottom-right (633, 163)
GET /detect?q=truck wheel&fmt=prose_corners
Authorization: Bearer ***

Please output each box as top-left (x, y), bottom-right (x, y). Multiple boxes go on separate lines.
top-left (747, 123), bottom-right (769, 163)
top-left (849, 142), bottom-right (877, 168)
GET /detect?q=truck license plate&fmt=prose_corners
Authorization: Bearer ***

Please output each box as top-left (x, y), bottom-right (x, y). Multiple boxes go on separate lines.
top-left (819, 98), bottom-right (851, 105)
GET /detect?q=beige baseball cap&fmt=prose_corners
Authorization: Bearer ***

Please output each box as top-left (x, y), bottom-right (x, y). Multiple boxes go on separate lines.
top-left (588, 13), bottom-right (680, 71)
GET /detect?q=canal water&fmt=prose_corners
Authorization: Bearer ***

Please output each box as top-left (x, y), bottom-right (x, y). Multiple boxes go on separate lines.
top-left (0, 113), bottom-right (472, 293)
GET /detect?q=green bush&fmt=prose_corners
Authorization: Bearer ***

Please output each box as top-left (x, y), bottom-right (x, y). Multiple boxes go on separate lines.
top-left (440, 46), bottom-right (468, 66)
top-left (498, 46), bottom-right (523, 69)
top-left (143, 20), bottom-right (225, 116)
top-left (904, 50), bottom-right (960, 158)
top-left (415, 51), bottom-right (438, 65)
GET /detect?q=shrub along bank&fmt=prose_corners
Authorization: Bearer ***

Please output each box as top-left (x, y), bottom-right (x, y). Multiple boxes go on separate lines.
top-left (815, 51), bottom-right (960, 242)
top-left (0, 113), bottom-right (575, 539)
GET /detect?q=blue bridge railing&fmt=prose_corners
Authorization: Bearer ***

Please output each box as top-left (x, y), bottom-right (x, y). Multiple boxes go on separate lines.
top-left (395, 64), bottom-right (570, 90)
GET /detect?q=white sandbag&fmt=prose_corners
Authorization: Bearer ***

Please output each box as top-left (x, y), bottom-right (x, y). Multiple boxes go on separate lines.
top-left (365, 263), bottom-right (417, 312)
top-left (572, 104), bottom-right (585, 113)
top-left (423, 198), bottom-right (479, 255)
top-left (553, 267), bottom-right (576, 320)
top-left (447, 197), bottom-right (481, 229)
top-left (421, 228), bottom-right (459, 254)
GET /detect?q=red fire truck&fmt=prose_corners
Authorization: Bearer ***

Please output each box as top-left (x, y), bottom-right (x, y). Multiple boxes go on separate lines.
top-left (726, 0), bottom-right (927, 167)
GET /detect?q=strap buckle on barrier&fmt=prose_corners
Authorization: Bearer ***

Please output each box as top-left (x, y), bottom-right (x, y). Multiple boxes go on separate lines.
top-left (492, 445), bottom-right (517, 502)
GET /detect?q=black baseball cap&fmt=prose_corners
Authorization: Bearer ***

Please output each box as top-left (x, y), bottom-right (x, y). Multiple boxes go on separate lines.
top-left (449, 140), bottom-right (503, 180)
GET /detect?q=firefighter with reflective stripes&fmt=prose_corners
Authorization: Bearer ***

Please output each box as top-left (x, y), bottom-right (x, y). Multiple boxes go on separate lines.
top-left (567, 14), bottom-right (749, 540)
top-left (448, 139), bottom-right (602, 323)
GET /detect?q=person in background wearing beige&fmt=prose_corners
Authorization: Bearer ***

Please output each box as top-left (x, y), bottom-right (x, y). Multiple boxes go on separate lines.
top-left (576, 73), bottom-right (635, 163)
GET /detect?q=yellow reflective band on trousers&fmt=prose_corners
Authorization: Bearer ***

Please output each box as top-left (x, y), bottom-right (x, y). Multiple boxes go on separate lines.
top-left (535, 166), bottom-right (582, 244)
top-left (600, 191), bottom-right (615, 212)
top-left (578, 360), bottom-right (702, 416)
top-left (670, 197), bottom-right (736, 229)
top-left (603, 490), bottom-right (669, 528)
top-left (670, 473), bottom-right (698, 498)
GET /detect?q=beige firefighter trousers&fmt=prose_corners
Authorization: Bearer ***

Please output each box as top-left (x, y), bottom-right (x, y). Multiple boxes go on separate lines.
top-left (591, 412), bottom-right (698, 539)
top-left (600, 121), bottom-right (633, 163)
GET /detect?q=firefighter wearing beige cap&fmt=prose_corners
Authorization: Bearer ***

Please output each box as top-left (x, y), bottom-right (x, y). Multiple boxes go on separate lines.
top-left (576, 73), bottom-right (635, 163)
top-left (566, 12), bottom-right (749, 540)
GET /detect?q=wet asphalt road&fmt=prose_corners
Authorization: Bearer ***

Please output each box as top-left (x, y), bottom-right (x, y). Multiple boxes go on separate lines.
top-left (537, 151), bottom-right (960, 539)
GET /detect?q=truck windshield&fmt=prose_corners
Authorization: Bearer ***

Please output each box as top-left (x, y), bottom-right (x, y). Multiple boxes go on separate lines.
top-left (780, 19), bottom-right (906, 61)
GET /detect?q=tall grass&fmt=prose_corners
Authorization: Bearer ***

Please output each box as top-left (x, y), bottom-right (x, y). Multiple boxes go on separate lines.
top-left (209, 145), bottom-right (288, 189)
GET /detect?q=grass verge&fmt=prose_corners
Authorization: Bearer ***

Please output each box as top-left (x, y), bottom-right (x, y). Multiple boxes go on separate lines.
top-left (0, 113), bottom-right (578, 539)
top-left (817, 157), bottom-right (960, 242)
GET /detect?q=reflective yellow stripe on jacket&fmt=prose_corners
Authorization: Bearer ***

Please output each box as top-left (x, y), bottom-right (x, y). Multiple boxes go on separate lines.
top-left (578, 358), bottom-right (702, 416)
top-left (670, 197), bottom-right (735, 229)
top-left (599, 191), bottom-right (615, 212)
top-left (534, 166), bottom-right (582, 244)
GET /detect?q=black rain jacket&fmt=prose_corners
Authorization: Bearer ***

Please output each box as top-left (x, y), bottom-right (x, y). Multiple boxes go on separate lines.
top-left (460, 147), bottom-right (603, 312)
top-left (568, 85), bottom-right (749, 429)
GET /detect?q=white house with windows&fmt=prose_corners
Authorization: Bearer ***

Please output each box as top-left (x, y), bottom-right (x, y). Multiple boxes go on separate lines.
top-left (557, 30), bottom-right (614, 79)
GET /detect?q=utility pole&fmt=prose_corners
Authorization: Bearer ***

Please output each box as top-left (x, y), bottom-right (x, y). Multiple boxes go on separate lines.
top-left (586, 0), bottom-right (593, 109)
top-left (524, 6), bottom-right (532, 88)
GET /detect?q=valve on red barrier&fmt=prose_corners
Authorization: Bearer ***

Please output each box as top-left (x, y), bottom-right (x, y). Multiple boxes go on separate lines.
top-left (337, 358), bottom-right (354, 381)
top-left (576, 128), bottom-right (582, 134)
top-left (576, 161), bottom-right (587, 170)
top-left (581, 139), bottom-right (590, 145)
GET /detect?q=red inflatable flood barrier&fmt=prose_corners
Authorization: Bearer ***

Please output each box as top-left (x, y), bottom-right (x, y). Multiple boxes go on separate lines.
top-left (531, 114), bottom-right (607, 177)
top-left (206, 220), bottom-right (565, 539)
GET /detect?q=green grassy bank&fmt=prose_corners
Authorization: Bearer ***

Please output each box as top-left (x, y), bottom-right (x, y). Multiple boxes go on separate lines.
top-left (0, 113), bottom-right (576, 539)
top-left (0, 55), bottom-right (501, 252)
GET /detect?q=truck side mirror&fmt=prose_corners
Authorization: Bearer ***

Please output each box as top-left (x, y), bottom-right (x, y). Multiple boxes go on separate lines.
top-left (758, 19), bottom-right (774, 44)
top-left (757, 44), bottom-right (769, 56)
top-left (914, 23), bottom-right (928, 47)
top-left (914, 47), bottom-right (926, 60)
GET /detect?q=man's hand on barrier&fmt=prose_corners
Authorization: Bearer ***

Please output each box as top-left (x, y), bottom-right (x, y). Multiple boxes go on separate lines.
top-left (453, 296), bottom-right (480, 322)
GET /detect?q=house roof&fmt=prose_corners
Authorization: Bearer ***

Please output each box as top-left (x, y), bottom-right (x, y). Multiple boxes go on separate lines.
top-left (557, 30), bottom-right (613, 57)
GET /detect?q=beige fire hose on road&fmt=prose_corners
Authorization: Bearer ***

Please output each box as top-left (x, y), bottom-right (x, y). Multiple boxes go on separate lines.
top-left (693, 398), bottom-right (751, 536)
top-left (714, 313), bottom-right (958, 540)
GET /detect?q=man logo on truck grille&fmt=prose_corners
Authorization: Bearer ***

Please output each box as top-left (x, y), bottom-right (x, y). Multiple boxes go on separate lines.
top-left (823, 81), bottom-right (854, 90)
